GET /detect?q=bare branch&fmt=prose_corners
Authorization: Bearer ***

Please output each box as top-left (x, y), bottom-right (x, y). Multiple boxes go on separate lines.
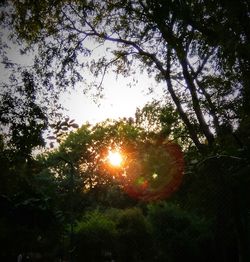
top-left (179, 56), bottom-right (214, 145)
top-left (188, 63), bottom-right (220, 133)
top-left (188, 47), bottom-right (216, 79)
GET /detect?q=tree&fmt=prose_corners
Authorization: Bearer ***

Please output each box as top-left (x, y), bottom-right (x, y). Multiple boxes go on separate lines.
top-left (41, 117), bottom-right (184, 205)
top-left (2, 0), bottom-right (248, 154)
top-left (148, 202), bottom-right (215, 262)
top-left (0, 136), bottom-right (64, 260)
top-left (0, 69), bottom-right (65, 260)
top-left (1, 1), bottom-right (250, 260)
top-left (135, 100), bottom-right (192, 149)
top-left (0, 70), bottom-right (48, 158)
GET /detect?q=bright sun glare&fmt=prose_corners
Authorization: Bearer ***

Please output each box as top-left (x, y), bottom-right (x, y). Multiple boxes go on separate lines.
top-left (107, 150), bottom-right (123, 167)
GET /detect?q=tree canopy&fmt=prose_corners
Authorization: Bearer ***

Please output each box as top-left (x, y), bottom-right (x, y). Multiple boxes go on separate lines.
top-left (1, 0), bottom-right (249, 153)
top-left (1, 1), bottom-right (250, 261)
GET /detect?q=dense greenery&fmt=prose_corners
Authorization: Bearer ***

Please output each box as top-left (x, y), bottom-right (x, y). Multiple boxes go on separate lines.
top-left (0, 0), bottom-right (250, 261)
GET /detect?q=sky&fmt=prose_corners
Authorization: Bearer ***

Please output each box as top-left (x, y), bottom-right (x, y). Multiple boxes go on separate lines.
top-left (58, 38), bottom-right (165, 126)
top-left (0, 28), bottom-right (165, 127)
top-left (61, 73), bottom-right (164, 126)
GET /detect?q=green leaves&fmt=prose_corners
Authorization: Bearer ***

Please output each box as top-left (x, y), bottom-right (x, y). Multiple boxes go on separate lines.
top-left (42, 116), bottom-right (185, 203)
top-left (47, 117), bottom-right (79, 147)
top-left (0, 70), bottom-right (48, 157)
top-left (2, 0), bottom-right (248, 153)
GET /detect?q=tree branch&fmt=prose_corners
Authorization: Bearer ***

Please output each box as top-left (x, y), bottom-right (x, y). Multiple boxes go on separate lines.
top-left (189, 47), bottom-right (216, 79)
top-left (179, 56), bottom-right (214, 145)
top-left (188, 63), bottom-right (220, 134)
top-left (83, 19), bottom-right (207, 152)
top-left (165, 49), bottom-right (205, 152)
top-left (95, 52), bottom-right (130, 90)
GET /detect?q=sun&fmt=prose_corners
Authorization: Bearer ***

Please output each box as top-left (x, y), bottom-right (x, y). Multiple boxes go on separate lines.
top-left (107, 150), bottom-right (123, 167)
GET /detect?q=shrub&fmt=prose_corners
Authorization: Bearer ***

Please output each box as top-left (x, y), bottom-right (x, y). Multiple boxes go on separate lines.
top-left (73, 210), bottom-right (117, 261)
top-left (115, 208), bottom-right (154, 262)
top-left (148, 203), bottom-right (214, 262)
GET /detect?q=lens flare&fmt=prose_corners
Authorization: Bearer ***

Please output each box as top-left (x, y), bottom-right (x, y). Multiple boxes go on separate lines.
top-left (105, 140), bottom-right (184, 202)
top-left (122, 141), bottom-right (184, 202)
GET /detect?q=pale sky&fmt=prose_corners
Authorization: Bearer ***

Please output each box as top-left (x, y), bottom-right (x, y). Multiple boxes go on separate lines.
top-left (1, 29), bottom-right (165, 126)
top-left (61, 71), bottom-right (165, 126)
top-left (57, 38), bottom-right (166, 125)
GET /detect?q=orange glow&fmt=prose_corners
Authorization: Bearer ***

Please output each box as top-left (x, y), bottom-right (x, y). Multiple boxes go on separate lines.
top-left (107, 150), bottom-right (123, 167)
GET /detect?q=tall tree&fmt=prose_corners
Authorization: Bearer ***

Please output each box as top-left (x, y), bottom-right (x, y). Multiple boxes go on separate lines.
top-left (0, 70), bottom-right (48, 158)
top-left (1, 2), bottom-right (249, 260)
top-left (2, 0), bottom-right (247, 154)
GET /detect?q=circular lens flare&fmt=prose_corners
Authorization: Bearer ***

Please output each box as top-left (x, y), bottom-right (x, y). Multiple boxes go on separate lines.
top-left (122, 141), bottom-right (184, 202)
top-left (105, 140), bottom-right (184, 202)
top-left (108, 150), bottom-right (123, 167)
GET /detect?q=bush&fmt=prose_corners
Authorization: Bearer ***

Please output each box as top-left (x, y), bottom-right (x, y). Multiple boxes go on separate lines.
top-left (114, 208), bottom-right (154, 262)
top-left (73, 208), bottom-right (154, 262)
top-left (147, 203), bottom-right (214, 262)
top-left (73, 205), bottom-right (215, 262)
top-left (73, 210), bottom-right (117, 261)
